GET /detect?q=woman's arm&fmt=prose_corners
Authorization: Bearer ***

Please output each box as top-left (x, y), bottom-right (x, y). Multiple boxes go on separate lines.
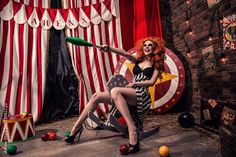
top-left (132, 68), bottom-right (160, 87)
top-left (100, 45), bottom-right (137, 63)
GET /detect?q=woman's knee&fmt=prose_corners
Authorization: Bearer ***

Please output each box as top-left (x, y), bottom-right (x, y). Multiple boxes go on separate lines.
top-left (110, 87), bottom-right (121, 100)
top-left (91, 92), bottom-right (103, 103)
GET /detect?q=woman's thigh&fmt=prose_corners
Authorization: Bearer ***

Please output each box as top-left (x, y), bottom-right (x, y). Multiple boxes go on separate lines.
top-left (110, 87), bottom-right (137, 106)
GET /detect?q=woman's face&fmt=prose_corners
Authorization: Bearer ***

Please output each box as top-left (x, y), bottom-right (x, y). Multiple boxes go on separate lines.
top-left (143, 40), bottom-right (155, 56)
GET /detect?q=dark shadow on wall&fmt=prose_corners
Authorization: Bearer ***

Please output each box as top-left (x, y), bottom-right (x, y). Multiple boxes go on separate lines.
top-left (167, 48), bottom-right (193, 113)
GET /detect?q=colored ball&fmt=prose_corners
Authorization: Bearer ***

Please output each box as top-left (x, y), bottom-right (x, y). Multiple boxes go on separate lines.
top-left (41, 134), bottom-right (48, 141)
top-left (159, 145), bottom-right (169, 157)
top-left (7, 145), bottom-right (17, 155)
top-left (118, 117), bottom-right (127, 126)
top-left (64, 131), bottom-right (70, 137)
top-left (47, 131), bottom-right (57, 140)
top-left (178, 112), bottom-right (195, 128)
top-left (22, 112), bottom-right (28, 117)
top-left (119, 144), bottom-right (129, 155)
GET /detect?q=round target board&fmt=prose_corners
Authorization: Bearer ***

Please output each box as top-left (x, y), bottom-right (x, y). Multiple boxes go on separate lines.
top-left (115, 48), bottom-right (185, 113)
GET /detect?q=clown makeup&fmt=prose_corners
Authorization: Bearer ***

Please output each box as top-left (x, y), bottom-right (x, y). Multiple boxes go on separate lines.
top-left (143, 40), bottom-right (155, 56)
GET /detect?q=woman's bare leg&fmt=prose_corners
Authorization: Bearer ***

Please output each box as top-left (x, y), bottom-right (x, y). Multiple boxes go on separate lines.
top-left (70, 91), bottom-right (112, 135)
top-left (110, 87), bottom-right (138, 145)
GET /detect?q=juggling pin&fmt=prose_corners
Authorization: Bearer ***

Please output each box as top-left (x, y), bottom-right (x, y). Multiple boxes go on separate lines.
top-left (65, 37), bottom-right (101, 49)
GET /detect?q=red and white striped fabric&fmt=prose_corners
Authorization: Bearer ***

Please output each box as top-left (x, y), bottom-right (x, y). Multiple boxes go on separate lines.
top-left (0, 0), bottom-right (50, 122)
top-left (62, 0), bottom-right (123, 127)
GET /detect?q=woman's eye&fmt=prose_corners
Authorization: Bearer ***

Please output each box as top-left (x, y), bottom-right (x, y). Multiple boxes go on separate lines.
top-left (144, 44), bottom-right (153, 47)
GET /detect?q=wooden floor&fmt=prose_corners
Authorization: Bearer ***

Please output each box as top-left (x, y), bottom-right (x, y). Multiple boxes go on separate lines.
top-left (0, 113), bottom-right (221, 157)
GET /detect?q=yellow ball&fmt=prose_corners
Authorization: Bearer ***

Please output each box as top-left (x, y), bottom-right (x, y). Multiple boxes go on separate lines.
top-left (159, 145), bottom-right (169, 157)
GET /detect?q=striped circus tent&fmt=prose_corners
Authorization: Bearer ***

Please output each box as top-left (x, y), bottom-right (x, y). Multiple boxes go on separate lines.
top-left (62, 0), bottom-right (122, 127)
top-left (0, 0), bottom-right (166, 125)
top-left (0, 0), bottom-right (50, 122)
top-left (0, 0), bottom-right (123, 125)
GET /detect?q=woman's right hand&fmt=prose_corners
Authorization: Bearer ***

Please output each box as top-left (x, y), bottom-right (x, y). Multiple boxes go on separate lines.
top-left (100, 45), bottom-right (110, 52)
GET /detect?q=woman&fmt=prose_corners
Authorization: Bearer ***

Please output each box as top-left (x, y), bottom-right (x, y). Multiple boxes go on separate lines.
top-left (65, 37), bottom-right (165, 153)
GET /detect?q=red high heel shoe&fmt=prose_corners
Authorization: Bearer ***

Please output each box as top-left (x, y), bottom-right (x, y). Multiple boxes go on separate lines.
top-left (65, 126), bottom-right (83, 144)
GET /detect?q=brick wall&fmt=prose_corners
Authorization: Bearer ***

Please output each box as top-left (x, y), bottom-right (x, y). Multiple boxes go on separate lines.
top-left (160, 0), bottom-right (236, 112)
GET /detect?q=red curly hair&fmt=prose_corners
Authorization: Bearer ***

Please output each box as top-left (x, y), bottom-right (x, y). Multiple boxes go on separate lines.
top-left (135, 37), bottom-right (165, 73)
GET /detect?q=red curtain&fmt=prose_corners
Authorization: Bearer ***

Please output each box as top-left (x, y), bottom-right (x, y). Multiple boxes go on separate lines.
top-left (119, 0), bottom-right (163, 50)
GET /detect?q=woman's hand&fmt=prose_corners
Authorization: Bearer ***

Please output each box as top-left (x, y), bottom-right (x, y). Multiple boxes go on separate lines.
top-left (125, 82), bottom-right (136, 88)
top-left (100, 45), bottom-right (110, 52)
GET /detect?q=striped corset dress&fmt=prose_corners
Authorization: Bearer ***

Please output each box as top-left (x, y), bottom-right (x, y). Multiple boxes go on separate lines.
top-left (132, 62), bottom-right (154, 122)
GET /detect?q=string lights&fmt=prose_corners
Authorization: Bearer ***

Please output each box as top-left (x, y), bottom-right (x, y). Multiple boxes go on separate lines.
top-left (186, 49), bottom-right (191, 58)
top-left (182, 0), bottom-right (228, 66)
top-left (186, 19), bottom-right (189, 24)
top-left (218, 16), bottom-right (223, 24)
top-left (183, 0), bottom-right (192, 57)
top-left (188, 28), bottom-right (193, 36)
top-left (183, 0), bottom-right (224, 59)
top-left (208, 8), bottom-right (222, 42)
top-left (220, 53), bottom-right (228, 64)
top-left (208, 8), bottom-right (228, 64)
top-left (208, 33), bottom-right (213, 41)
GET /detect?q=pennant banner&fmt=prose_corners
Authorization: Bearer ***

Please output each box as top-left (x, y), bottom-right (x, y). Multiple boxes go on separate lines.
top-left (0, 0), bottom-right (116, 30)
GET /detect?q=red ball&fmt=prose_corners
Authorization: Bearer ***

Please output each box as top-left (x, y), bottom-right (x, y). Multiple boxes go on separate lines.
top-left (119, 144), bottom-right (129, 155)
top-left (41, 134), bottom-right (48, 141)
top-left (118, 117), bottom-right (127, 126)
top-left (47, 131), bottom-right (57, 140)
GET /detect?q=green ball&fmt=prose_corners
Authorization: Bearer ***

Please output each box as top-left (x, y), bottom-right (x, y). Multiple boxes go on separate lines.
top-left (64, 131), bottom-right (70, 137)
top-left (7, 145), bottom-right (17, 155)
